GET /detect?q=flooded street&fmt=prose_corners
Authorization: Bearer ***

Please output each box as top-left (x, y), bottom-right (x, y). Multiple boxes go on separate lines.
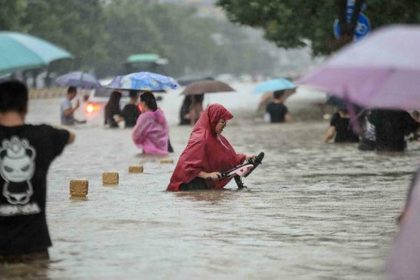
top-left (1, 83), bottom-right (418, 279)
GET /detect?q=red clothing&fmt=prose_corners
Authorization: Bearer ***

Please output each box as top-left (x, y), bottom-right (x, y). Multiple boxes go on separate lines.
top-left (167, 104), bottom-right (246, 191)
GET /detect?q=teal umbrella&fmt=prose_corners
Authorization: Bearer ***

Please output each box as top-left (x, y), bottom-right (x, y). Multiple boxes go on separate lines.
top-left (0, 32), bottom-right (72, 74)
top-left (254, 78), bottom-right (296, 94)
top-left (127, 53), bottom-right (160, 63)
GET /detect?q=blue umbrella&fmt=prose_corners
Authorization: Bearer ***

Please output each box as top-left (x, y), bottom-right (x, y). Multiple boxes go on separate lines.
top-left (55, 71), bottom-right (101, 89)
top-left (254, 78), bottom-right (296, 94)
top-left (106, 72), bottom-right (179, 92)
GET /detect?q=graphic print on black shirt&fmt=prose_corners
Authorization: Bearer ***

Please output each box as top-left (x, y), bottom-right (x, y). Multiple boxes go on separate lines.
top-left (0, 125), bottom-right (70, 255)
top-left (0, 136), bottom-right (40, 216)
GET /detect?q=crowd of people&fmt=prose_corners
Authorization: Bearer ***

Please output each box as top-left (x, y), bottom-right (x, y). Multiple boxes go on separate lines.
top-left (61, 84), bottom-right (420, 156)
top-left (0, 80), bottom-right (254, 262)
top-left (1, 79), bottom-right (420, 266)
top-left (58, 82), bottom-right (420, 160)
top-left (323, 101), bottom-right (419, 152)
top-left (103, 90), bottom-right (141, 128)
top-left (60, 87), bottom-right (173, 156)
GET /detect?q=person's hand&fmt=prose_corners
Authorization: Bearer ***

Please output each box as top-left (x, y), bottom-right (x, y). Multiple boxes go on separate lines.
top-left (245, 154), bottom-right (255, 160)
top-left (113, 114), bottom-right (123, 122)
top-left (206, 172), bottom-right (222, 181)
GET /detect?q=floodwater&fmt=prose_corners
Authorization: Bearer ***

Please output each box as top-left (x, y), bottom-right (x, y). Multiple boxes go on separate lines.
top-left (1, 83), bottom-right (418, 279)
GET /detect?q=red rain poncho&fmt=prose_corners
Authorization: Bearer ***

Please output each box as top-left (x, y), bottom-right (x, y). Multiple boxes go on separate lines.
top-left (167, 104), bottom-right (246, 191)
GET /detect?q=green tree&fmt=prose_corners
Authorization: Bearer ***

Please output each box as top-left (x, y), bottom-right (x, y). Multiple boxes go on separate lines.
top-left (145, 4), bottom-right (219, 76)
top-left (1, 0), bottom-right (279, 79)
top-left (20, 0), bottom-right (108, 71)
top-left (99, 0), bottom-right (169, 76)
top-left (99, 0), bottom-right (276, 77)
top-left (0, 0), bottom-right (27, 31)
top-left (217, 0), bottom-right (420, 56)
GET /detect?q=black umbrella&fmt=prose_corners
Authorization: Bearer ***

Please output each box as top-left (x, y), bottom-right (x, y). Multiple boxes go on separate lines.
top-left (180, 80), bottom-right (235, 96)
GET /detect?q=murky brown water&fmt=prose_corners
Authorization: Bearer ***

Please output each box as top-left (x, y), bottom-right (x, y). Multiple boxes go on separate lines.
top-left (1, 83), bottom-right (417, 279)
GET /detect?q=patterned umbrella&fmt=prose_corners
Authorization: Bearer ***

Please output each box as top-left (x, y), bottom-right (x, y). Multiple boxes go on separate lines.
top-left (106, 72), bottom-right (179, 92)
top-left (55, 71), bottom-right (101, 89)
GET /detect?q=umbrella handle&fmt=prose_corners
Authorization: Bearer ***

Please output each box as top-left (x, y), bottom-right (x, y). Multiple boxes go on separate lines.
top-left (343, 92), bottom-right (362, 135)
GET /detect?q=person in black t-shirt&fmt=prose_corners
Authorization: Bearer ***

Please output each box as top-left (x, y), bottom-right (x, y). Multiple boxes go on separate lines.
top-left (265, 90), bottom-right (292, 123)
top-left (324, 109), bottom-right (359, 143)
top-left (369, 109), bottom-right (418, 152)
top-left (0, 80), bottom-right (75, 263)
top-left (121, 90), bottom-right (141, 128)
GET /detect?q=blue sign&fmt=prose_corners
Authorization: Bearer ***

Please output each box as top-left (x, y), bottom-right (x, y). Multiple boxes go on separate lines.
top-left (333, 12), bottom-right (371, 41)
top-left (344, 0), bottom-right (366, 21)
top-left (333, 0), bottom-right (370, 41)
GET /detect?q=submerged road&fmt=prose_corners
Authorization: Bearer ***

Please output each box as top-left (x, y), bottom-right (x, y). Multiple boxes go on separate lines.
top-left (1, 82), bottom-right (418, 279)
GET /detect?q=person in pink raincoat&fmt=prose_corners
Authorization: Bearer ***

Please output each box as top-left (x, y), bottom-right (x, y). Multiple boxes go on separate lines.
top-left (132, 91), bottom-right (169, 155)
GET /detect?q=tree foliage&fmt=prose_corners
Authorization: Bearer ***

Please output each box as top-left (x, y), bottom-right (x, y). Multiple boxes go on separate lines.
top-left (0, 0), bottom-right (27, 31)
top-left (99, 0), bottom-right (276, 77)
top-left (20, 0), bottom-right (109, 71)
top-left (217, 0), bottom-right (420, 56)
top-left (0, 0), bottom-right (278, 79)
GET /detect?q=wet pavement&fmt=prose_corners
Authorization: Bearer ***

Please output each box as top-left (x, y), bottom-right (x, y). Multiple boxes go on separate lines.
top-left (1, 83), bottom-right (418, 279)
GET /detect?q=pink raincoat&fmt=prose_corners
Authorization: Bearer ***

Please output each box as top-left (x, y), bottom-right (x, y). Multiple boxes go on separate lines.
top-left (132, 108), bottom-right (169, 155)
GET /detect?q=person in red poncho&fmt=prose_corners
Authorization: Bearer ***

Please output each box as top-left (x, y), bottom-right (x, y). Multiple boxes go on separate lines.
top-left (167, 104), bottom-right (252, 191)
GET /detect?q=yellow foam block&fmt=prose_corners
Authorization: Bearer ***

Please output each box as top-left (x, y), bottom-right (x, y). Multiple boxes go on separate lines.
top-left (129, 165), bottom-right (143, 173)
top-left (69, 180), bottom-right (88, 197)
top-left (102, 172), bottom-right (119, 185)
top-left (160, 158), bottom-right (174, 164)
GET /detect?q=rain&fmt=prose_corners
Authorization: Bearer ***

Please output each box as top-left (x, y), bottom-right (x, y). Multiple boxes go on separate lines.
top-left (1, 0), bottom-right (420, 279)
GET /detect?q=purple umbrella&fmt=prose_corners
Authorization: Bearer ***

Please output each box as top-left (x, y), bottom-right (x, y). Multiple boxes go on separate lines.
top-left (387, 170), bottom-right (420, 280)
top-left (55, 71), bottom-right (101, 89)
top-left (298, 24), bottom-right (420, 110)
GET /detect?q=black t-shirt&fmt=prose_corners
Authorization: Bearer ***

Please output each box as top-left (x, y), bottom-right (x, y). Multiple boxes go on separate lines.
top-left (121, 104), bottom-right (140, 128)
top-left (330, 112), bottom-right (359, 143)
top-left (0, 124), bottom-right (69, 255)
top-left (266, 102), bottom-right (288, 123)
top-left (369, 109), bottom-right (415, 151)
